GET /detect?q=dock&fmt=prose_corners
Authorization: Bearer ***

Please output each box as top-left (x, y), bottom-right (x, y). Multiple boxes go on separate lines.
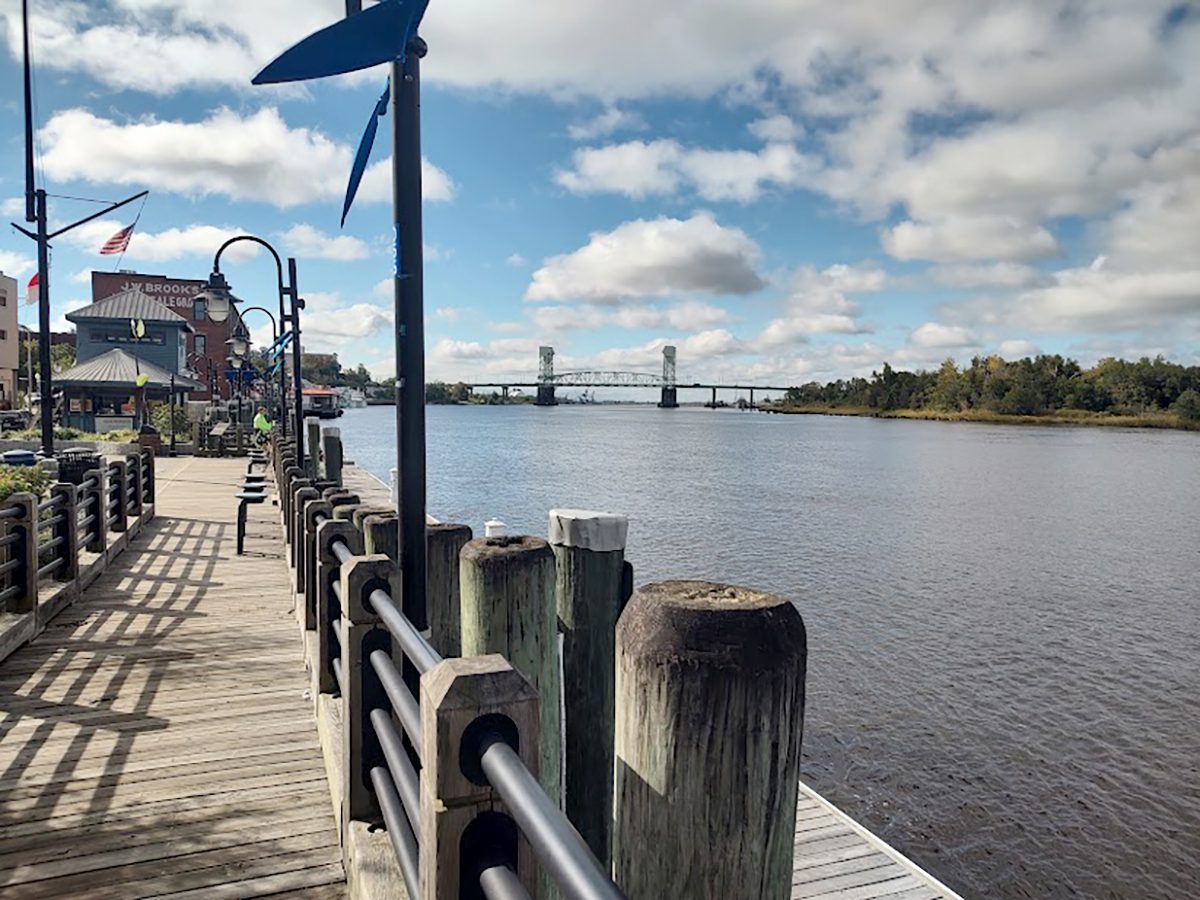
top-left (0, 455), bottom-right (961, 899)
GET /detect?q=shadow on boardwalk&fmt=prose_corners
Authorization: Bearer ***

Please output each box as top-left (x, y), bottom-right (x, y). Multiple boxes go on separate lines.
top-left (0, 459), bottom-right (344, 899)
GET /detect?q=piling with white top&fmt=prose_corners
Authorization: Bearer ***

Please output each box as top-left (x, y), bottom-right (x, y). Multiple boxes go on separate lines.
top-left (549, 508), bottom-right (630, 865)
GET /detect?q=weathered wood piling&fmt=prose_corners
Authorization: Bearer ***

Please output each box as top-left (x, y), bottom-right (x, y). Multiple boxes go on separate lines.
top-left (459, 536), bottom-right (561, 808)
top-left (612, 580), bottom-right (807, 900)
top-left (427, 523), bottom-right (472, 657)
top-left (549, 508), bottom-right (629, 865)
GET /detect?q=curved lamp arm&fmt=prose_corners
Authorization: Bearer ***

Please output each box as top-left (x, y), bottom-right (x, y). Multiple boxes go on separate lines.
top-left (211, 235), bottom-right (290, 298)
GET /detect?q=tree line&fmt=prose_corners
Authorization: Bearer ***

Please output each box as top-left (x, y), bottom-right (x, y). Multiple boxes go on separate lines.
top-left (783, 355), bottom-right (1200, 422)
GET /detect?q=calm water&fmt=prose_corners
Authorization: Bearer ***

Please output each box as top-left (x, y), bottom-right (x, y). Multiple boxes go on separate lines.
top-left (339, 404), bottom-right (1200, 898)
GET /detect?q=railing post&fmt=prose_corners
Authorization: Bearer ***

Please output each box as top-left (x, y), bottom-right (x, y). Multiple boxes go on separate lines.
top-left (612, 581), bottom-right (807, 899)
top-left (127, 453), bottom-right (144, 518)
top-left (340, 554), bottom-right (403, 826)
top-left (290, 484), bottom-right (318, 574)
top-left (459, 537), bottom-right (561, 809)
top-left (141, 449), bottom-right (155, 506)
top-left (5, 494), bottom-right (38, 614)
top-left (549, 509), bottom-right (629, 864)
top-left (301, 500), bottom-right (333, 629)
top-left (420, 656), bottom-right (541, 900)
top-left (49, 483), bottom-right (79, 584)
top-left (316, 519), bottom-right (363, 695)
top-left (322, 427), bottom-right (343, 486)
top-left (108, 460), bottom-right (128, 534)
top-left (80, 469), bottom-right (107, 555)
top-left (427, 523), bottom-right (472, 657)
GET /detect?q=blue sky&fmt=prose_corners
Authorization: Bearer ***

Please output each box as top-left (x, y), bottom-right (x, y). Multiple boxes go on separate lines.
top-left (1, 0), bottom-right (1198, 390)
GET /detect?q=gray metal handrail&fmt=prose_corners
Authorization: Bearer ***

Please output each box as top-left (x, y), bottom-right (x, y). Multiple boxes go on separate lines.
top-left (475, 734), bottom-right (625, 900)
top-left (314, 526), bottom-right (624, 900)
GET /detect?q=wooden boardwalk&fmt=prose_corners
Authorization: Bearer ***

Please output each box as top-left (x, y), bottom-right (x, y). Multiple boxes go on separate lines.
top-left (0, 457), bottom-right (345, 899)
top-left (0, 455), bottom-right (959, 899)
top-left (794, 784), bottom-right (960, 899)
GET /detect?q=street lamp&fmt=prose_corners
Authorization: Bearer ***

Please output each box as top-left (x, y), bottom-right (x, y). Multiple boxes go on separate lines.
top-left (197, 235), bottom-right (306, 467)
top-left (240, 307), bottom-right (280, 423)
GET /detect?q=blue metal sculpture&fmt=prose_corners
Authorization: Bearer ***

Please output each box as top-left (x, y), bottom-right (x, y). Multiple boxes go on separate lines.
top-left (252, 0), bottom-right (429, 85)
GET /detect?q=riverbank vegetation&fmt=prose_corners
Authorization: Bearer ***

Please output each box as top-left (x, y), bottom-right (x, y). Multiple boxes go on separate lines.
top-left (771, 355), bottom-right (1200, 430)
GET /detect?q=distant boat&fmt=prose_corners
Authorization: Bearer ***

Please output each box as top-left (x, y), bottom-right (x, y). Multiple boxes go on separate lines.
top-left (302, 387), bottom-right (343, 419)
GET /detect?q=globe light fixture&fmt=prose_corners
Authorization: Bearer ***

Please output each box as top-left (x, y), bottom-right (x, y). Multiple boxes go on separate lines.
top-left (196, 271), bottom-right (240, 324)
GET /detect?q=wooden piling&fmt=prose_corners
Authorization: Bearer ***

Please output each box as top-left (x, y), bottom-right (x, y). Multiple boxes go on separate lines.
top-left (548, 508), bottom-right (628, 864)
top-left (427, 523), bottom-right (472, 657)
top-left (612, 581), bottom-right (807, 900)
top-left (306, 418), bottom-right (322, 479)
top-left (322, 427), bottom-right (343, 486)
top-left (459, 537), bottom-right (561, 808)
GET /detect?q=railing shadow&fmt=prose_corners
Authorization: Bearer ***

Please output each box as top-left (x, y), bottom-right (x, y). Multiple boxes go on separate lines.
top-left (0, 465), bottom-right (338, 894)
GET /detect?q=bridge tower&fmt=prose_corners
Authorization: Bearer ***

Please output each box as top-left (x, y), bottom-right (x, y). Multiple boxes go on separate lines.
top-left (536, 345), bottom-right (558, 406)
top-left (657, 345), bottom-right (679, 408)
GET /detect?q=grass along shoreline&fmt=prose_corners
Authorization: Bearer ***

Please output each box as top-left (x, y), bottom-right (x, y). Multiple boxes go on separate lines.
top-left (763, 404), bottom-right (1200, 431)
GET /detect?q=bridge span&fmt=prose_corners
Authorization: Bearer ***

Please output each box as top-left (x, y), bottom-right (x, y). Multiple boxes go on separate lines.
top-left (465, 345), bottom-right (794, 407)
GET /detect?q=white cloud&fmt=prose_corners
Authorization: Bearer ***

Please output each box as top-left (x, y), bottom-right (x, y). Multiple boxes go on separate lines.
top-left (0, 250), bottom-right (34, 278)
top-left (1, 197), bottom-right (24, 217)
top-left (531, 300), bottom-right (731, 333)
top-left (997, 339), bottom-right (1040, 358)
top-left (358, 158), bottom-right (456, 205)
top-left (527, 212), bottom-right (764, 302)
top-left (568, 106), bottom-right (643, 141)
top-left (556, 140), bottom-right (684, 199)
top-left (433, 307), bottom-right (461, 322)
top-left (747, 115), bottom-right (802, 143)
top-left (931, 262), bottom-right (1042, 289)
top-left (1012, 267), bottom-right (1200, 333)
top-left (506, 254), bottom-right (528, 267)
top-left (38, 107), bottom-right (454, 209)
top-left (883, 217), bottom-right (1060, 262)
top-left (294, 292), bottom-right (393, 351)
top-left (279, 224), bottom-right (370, 262)
top-left (908, 322), bottom-right (980, 349)
top-left (753, 264), bottom-right (883, 350)
top-left (557, 138), bottom-right (815, 203)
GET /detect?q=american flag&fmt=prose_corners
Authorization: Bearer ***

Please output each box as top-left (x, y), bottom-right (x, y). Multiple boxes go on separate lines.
top-left (99, 224), bottom-right (135, 255)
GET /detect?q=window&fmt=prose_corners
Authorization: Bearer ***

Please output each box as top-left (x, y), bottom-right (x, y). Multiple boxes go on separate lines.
top-left (193, 298), bottom-right (207, 322)
top-left (0, 329), bottom-right (6, 340)
top-left (195, 334), bottom-right (207, 355)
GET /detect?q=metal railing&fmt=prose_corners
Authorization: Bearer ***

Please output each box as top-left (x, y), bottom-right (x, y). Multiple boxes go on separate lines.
top-left (271, 428), bottom-right (626, 900)
top-left (0, 453), bottom-right (153, 627)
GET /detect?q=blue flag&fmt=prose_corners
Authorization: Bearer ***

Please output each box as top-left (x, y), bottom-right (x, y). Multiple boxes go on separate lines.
top-left (343, 79), bottom-right (391, 227)
top-left (252, 0), bottom-right (429, 85)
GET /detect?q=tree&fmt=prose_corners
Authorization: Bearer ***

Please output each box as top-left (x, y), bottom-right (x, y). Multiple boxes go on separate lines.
top-left (1173, 389), bottom-right (1200, 422)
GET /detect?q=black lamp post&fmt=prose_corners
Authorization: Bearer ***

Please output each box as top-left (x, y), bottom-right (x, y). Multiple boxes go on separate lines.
top-left (240, 306), bottom-right (280, 421)
top-left (194, 236), bottom-right (305, 467)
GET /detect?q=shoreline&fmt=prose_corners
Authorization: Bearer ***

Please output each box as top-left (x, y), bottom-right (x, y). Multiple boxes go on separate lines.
top-left (763, 404), bottom-right (1200, 432)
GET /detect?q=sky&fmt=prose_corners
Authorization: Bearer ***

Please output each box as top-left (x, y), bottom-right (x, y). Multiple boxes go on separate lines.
top-left (1, 0), bottom-right (1198, 391)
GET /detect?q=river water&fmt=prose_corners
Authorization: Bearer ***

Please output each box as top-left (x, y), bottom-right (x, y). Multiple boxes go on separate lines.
top-left (337, 404), bottom-right (1199, 898)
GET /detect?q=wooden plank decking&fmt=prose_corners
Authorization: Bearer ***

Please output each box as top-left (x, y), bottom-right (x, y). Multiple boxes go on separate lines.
top-left (0, 457), bottom-right (345, 899)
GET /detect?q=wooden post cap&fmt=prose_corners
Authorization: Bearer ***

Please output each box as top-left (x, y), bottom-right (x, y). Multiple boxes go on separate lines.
top-left (617, 580), bottom-right (805, 674)
top-left (460, 535), bottom-right (552, 567)
top-left (548, 509), bottom-right (628, 552)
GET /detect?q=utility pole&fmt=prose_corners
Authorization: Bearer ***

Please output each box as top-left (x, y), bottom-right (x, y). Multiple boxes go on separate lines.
top-left (12, 0), bottom-right (146, 457)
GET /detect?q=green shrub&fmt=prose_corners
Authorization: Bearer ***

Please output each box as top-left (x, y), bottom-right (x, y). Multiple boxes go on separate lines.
top-left (1173, 389), bottom-right (1200, 422)
top-left (0, 465), bottom-right (51, 502)
top-left (151, 404), bottom-right (190, 437)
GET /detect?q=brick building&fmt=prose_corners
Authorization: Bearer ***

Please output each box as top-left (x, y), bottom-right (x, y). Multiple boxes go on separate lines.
top-left (91, 271), bottom-right (244, 400)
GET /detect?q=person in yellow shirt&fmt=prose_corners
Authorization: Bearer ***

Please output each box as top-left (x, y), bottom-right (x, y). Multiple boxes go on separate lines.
top-left (252, 407), bottom-right (272, 442)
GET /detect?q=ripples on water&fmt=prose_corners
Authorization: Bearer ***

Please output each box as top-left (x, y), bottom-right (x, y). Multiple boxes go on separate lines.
top-left (340, 404), bottom-right (1200, 898)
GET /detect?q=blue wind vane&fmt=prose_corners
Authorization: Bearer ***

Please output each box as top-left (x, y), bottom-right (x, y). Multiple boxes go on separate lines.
top-left (253, 0), bottom-right (431, 226)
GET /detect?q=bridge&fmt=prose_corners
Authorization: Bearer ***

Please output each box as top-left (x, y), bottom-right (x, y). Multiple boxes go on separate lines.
top-left (466, 346), bottom-right (794, 408)
top-left (0, 436), bottom-right (961, 900)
